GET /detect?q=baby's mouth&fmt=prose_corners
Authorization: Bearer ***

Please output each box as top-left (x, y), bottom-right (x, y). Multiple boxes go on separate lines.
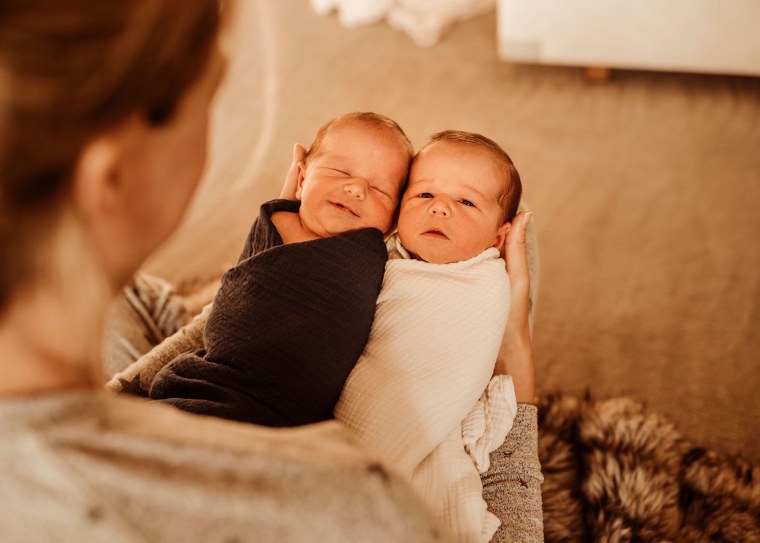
top-left (422, 228), bottom-right (448, 239)
top-left (331, 201), bottom-right (359, 217)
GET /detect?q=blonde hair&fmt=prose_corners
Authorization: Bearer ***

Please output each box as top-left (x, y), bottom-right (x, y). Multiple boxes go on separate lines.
top-left (0, 0), bottom-right (221, 313)
top-left (304, 112), bottom-right (414, 167)
top-left (422, 130), bottom-right (522, 223)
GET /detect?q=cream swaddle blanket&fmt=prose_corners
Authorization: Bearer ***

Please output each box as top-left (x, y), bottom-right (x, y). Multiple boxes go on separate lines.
top-left (335, 235), bottom-right (518, 542)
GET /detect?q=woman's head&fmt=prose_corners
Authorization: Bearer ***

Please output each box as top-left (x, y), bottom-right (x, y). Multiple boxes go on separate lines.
top-left (0, 0), bottom-right (223, 311)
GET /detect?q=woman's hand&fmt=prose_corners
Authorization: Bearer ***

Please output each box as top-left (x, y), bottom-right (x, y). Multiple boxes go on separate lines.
top-left (279, 143), bottom-right (308, 200)
top-left (505, 212), bottom-right (532, 340)
top-left (495, 211), bottom-right (536, 404)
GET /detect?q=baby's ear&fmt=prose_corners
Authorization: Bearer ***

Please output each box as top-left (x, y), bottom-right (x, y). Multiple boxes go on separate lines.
top-left (294, 161), bottom-right (307, 200)
top-left (492, 222), bottom-right (511, 253)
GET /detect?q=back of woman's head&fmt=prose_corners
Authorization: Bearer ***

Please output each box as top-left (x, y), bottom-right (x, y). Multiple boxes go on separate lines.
top-left (0, 0), bottom-right (220, 311)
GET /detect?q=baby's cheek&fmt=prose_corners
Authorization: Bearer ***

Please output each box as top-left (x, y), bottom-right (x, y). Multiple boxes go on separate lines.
top-left (374, 201), bottom-right (394, 230)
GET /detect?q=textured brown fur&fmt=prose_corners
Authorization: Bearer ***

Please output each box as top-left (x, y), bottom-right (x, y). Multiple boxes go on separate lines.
top-left (539, 393), bottom-right (760, 542)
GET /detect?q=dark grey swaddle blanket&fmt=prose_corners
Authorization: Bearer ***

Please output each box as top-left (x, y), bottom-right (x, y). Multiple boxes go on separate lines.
top-left (149, 199), bottom-right (387, 426)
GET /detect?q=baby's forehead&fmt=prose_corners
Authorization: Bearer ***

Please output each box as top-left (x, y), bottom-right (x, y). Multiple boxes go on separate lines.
top-left (319, 122), bottom-right (409, 174)
top-left (324, 119), bottom-right (368, 136)
top-left (411, 144), bottom-right (505, 191)
top-left (414, 141), bottom-right (501, 175)
top-left (417, 139), bottom-right (492, 159)
top-left (329, 123), bottom-right (410, 163)
top-left (326, 120), bottom-right (400, 144)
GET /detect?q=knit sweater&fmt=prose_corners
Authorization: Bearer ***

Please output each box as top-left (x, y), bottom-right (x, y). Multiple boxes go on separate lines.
top-left (0, 390), bottom-right (453, 542)
top-left (484, 404), bottom-right (544, 542)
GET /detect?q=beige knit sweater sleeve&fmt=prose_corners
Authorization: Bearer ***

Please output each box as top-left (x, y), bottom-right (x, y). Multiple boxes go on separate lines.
top-left (481, 404), bottom-right (544, 542)
top-left (105, 303), bottom-right (211, 394)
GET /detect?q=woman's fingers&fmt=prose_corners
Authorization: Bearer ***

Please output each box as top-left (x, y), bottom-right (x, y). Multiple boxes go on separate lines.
top-left (504, 211), bottom-right (533, 333)
top-left (505, 212), bottom-right (532, 290)
top-left (497, 211), bottom-right (536, 402)
top-left (294, 142), bottom-right (307, 162)
top-left (279, 143), bottom-right (307, 199)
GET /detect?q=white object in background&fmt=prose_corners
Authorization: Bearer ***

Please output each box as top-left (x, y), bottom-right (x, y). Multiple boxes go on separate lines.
top-left (497, 0), bottom-right (760, 76)
top-left (389, 0), bottom-right (495, 47)
top-left (311, 0), bottom-right (495, 47)
top-left (311, 0), bottom-right (393, 27)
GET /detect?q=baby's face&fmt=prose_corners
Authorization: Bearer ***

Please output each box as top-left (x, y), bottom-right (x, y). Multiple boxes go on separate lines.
top-left (397, 141), bottom-right (508, 264)
top-left (296, 121), bottom-right (409, 237)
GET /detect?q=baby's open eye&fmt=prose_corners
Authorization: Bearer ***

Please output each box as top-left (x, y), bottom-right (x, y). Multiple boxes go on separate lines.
top-left (417, 192), bottom-right (433, 198)
top-left (459, 199), bottom-right (476, 207)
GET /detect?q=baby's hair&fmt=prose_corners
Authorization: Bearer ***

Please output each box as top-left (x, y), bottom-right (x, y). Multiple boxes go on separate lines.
top-left (422, 130), bottom-right (522, 223)
top-left (304, 112), bottom-right (414, 166)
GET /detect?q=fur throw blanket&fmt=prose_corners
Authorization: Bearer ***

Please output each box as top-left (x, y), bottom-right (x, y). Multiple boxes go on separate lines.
top-left (538, 393), bottom-right (760, 542)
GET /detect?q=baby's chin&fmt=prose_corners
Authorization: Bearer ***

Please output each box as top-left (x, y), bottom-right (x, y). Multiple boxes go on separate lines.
top-left (419, 253), bottom-right (475, 264)
top-left (316, 222), bottom-right (388, 237)
top-left (404, 245), bottom-right (459, 264)
top-left (403, 239), bottom-right (488, 264)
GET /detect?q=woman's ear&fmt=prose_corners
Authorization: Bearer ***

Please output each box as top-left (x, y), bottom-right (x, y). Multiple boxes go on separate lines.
top-left (492, 222), bottom-right (511, 252)
top-left (70, 114), bottom-right (148, 284)
top-left (72, 113), bottom-right (149, 223)
top-left (72, 135), bottom-right (122, 226)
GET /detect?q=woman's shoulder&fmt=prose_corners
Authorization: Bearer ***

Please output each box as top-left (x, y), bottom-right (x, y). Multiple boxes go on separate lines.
top-left (2, 389), bottom-right (384, 486)
top-left (1, 390), bottom-right (452, 541)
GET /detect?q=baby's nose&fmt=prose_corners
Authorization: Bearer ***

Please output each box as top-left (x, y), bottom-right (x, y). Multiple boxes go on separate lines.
top-left (429, 199), bottom-right (451, 216)
top-left (344, 180), bottom-right (367, 199)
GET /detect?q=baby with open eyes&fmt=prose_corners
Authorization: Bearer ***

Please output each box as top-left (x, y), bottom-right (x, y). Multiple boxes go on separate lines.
top-left (336, 129), bottom-right (523, 543)
top-left (397, 129), bottom-right (520, 265)
top-left (143, 113), bottom-right (522, 542)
